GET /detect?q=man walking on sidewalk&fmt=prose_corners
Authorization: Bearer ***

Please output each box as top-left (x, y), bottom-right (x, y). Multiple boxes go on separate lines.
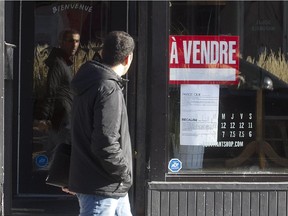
top-left (68, 31), bottom-right (135, 216)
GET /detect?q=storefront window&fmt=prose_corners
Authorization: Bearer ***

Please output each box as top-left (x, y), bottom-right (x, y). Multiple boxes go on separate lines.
top-left (168, 1), bottom-right (288, 173)
top-left (26, 1), bottom-right (109, 194)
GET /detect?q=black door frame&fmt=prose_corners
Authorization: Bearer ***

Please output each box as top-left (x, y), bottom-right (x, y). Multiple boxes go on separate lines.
top-left (7, 1), bottom-right (143, 215)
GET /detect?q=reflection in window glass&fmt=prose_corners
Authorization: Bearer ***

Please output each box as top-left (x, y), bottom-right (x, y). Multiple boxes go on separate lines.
top-left (32, 1), bottom-right (107, 192)
top-left (169, 1), bottom-right (288, 173)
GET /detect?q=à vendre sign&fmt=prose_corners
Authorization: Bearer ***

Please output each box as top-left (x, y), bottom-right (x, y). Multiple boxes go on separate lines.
top-left (169, 35), bottom-right (239, 85)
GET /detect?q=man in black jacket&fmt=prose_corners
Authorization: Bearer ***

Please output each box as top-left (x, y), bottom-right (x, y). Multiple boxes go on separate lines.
top-left (68, 31), bottom-right (135, 216)
top-left (35, 29), bottom-right (80, 151)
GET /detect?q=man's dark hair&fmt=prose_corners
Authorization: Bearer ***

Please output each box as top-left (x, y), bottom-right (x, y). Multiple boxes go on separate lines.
top-left (59, 29), bottom-right (80, 42)
top-left (102, 31), bottom-right (135, 66)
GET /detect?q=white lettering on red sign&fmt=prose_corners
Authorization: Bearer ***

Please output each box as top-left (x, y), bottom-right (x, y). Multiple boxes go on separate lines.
top-left (169, 35), bottom-right (239, 85)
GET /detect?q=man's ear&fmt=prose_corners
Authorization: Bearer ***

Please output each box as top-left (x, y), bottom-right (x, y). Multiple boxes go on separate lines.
top-left (123, 55), bottom-right (130, 66)
top-left (123, 54), bottom-right (133, 66)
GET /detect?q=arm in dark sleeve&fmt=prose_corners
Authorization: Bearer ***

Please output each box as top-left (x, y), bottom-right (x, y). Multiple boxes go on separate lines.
top-left (91, 84), bottom-right (129, 182)
top-left (40, 62), bottom-right (63, 120)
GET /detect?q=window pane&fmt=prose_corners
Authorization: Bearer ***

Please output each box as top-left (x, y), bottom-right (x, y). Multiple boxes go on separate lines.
top-left (169, 1), bottom-right (288, 173)
top-left (31, 1), bottom-right (107, 193)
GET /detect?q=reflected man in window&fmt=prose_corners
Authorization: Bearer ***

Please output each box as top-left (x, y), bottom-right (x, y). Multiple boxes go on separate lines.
top-left (35, 29), bottom-right (80, 151)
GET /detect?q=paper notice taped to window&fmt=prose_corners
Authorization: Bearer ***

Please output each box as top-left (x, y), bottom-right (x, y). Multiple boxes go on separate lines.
top-left (180, 84), bottom-right (219, 146)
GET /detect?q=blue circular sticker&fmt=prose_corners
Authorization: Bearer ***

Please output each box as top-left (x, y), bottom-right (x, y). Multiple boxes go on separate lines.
top-left (168, 158), bottom-right (182, 172)
top-left (35, 155), bottom-right (48, 168)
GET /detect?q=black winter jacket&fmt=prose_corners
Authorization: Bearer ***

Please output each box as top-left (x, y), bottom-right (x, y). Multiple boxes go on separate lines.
top-left (37, 48), bottom-right (73, 132)
top-left (69, 60), bottom-right (133, 198)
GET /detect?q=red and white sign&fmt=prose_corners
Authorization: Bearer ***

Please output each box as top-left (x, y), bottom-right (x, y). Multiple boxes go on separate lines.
top-left (169, 35), bottom-right (239, 85)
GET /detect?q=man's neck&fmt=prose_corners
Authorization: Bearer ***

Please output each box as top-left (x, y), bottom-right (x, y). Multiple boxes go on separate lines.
top-left (110, 64), bottom-right (125, 77)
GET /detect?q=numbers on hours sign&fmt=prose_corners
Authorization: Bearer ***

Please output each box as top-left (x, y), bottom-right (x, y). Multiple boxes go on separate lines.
top-left (219, 112), bottom-right (254, 139)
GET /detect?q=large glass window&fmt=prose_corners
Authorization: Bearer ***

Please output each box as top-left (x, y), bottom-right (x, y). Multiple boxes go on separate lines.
top-left (168, 1), bottom-right (288, 174)
top-left (18, 1), bottom-right (129, 195)
top-left (31, 1), bottom-right (108, 194)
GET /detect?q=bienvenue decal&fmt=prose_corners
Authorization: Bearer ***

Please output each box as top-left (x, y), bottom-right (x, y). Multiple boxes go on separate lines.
top-left (52, 3), bottom-right (93, 14)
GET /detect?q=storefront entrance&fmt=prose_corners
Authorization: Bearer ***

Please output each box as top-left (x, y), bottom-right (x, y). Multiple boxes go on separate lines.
top-left (5, 1), bottom-right (288, 215)
top-left (8, 1), bottom-right (138, 215)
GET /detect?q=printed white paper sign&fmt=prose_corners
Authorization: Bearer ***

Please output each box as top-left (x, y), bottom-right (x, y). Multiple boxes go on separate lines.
top-left (180, 84), bottom-right (219, 146)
